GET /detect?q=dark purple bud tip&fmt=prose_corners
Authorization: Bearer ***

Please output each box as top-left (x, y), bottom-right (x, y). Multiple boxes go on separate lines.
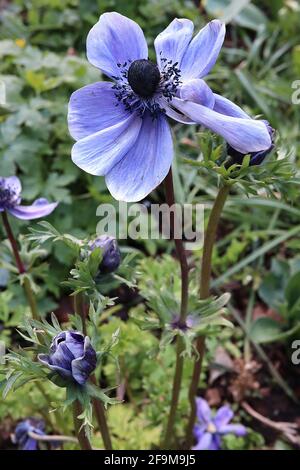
top-left (90, 235), bottom-right (121, 275)
top-left (38, 331), bottom-right (97, 386)
top-left (227, 121), bottom-right (275, 166)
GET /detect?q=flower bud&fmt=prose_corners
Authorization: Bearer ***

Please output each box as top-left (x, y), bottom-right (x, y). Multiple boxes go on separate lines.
top-left (227, 121), bottom-right (275, 166)
top-left (38, 331), bottom-right (97, 385)
top-left (90, 235), bottom-right (121, 274)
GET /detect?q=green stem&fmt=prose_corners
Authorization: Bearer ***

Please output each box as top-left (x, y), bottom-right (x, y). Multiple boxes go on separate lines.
top-left (74, 292), bottom-right (113, 450)
top-left (91, 377), bottom-right (113, 450)
top-left (163, 168), bottom-right (190, 449)
top-left (1, 211), bottom-right (39, 320)
top-left (72, 400), bottom-right (92, 450)
top-left (185, 184), bottom-right (230, 449)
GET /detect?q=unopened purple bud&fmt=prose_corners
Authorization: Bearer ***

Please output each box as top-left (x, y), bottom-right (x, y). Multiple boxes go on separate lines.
top-left (90, 235), bottom-right (121, 274)
top-left (38, 331), bottom-right (97, 385)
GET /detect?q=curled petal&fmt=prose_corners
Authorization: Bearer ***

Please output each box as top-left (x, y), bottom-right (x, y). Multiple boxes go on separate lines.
top-left (8, 198), bottom-right (58, 220)
top-left (68, 82), bottom-right (131, 141)
top-left (38, 353), bottom-right (73, 380)
top-left (181, 20), bottom-right (226, 80)
top-left (172, 98), bottom-right (272, 153)
top-left (179, 79), bottom-right (215, 108)
top-left (154, 18), bottom-right (194, 70)
top-left (106, 113), bottom-right (173, 202)
top-left (87, 12), bottom-right (148, 79)
top-left (71, 336), bottom-right (97, 385)
top-left (213, 94), bottom-right (250, 119)
top-left (71, 114), bottom-right (142, 176)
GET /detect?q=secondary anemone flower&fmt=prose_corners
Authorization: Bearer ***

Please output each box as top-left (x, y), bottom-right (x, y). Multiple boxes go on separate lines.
top-left (38, 330), bottom-right (97, 386)
top-left (0, 176), bottom-right (58, 220)
top-left (89, 235), bottom-right (121, 274)
top-left (193, 398), bottom-right (246, 450)
top-left (68, 12), bottom-right (272, 202)
top-left (13, 418), bottom-right (46, 451)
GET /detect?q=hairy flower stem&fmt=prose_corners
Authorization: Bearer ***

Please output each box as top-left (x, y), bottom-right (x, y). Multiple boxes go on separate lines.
top-left (185, 184), bottom-right (230, 449)
top-left (74, 292), bottom-right (113, 450)
top-left (1, 211), bottom-right (39, 320)
top-left (72, 400), bottom-right (92, 450)
top-left (163, 168), bottom-right (189, 449)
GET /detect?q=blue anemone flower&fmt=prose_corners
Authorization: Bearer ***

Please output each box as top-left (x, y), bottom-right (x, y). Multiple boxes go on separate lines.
top-left (0, 176), bottom-right (58, 220)
top-left (68, 12), bottom-right (272, 202)
top-left (193, 398), bottom-right (247, 450)
top-left (13, 418), bottom-right (46, 451)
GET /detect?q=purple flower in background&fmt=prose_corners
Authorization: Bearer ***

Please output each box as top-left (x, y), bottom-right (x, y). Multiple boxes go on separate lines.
top-left (193, 398), bottom-right (246, 450)
top-left (0, 176), bottom-right (58, 220)
top-left (89, 235), bottom-right (121, 274)
top-left (38, 331), bottom-right (97, 386)
top-left (227, 120), bottom-right (275, 166)
top-left (68, 12), bottom-right (272, 202)
top-left (13, 418), bottom-right (45, 451)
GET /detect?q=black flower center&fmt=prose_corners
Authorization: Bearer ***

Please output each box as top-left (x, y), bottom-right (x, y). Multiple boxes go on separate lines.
top-left (127, 59), bottom-right (160, 98)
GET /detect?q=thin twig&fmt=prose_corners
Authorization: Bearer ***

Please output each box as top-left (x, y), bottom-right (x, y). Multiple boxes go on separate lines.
top-left (27, 431), bottom-right (78, 443)
top-left (242, 401), bottom-right (300, 446)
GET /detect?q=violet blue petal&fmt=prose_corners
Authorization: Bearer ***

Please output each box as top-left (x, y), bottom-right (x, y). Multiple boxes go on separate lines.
top-left (71, 114), bottom-right (142, 176)
top-left (105, 113), bottom-right (173, 202)
top-left (38, 353), bottom-right (73, 380)
top-left (179, 79), bottom-right (215, 108)
top-left (214, 405), bottom-right (234, 429)
top-left (195, 397), bottom-right (212, 424)
top-left (8, 198), bottom-right (58, 220)
top-left (87, 12), bottom-right (148, 79)
top-left (192, 432), bottom-right (213, 450)
top-left (213, 94), bottom-right (250, 119)
top-left (219, 424), bottom-right (247, 437)
top-left (154, 18), bottom-right (194, 70)
top-left (180, 20), bottom-right (225, 80)
top-left (68, 82), bottom-right (131, 141)
top-left (71, 336), bottom-right (97, 385)
top-left (172, 97), bottom-right (272, 153)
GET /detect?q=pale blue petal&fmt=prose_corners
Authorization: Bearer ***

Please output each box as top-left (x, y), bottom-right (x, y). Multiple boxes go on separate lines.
top-left (172, 98), bottom-right (272, 153)
top-left (192, 432), bottom-right (212, 450)
top-left (8, 198), bottom-right (58, 220)
top-left (219, 424), bottom-right (247, 436)
top-left (213, 94), bottom-right (250, 119)
top-left (154, 18), bottom-right (194, 70)
top-left (195, 398), bottom-right (211, 424)
top-left (180, 20), bottom-right (225, 80)
top-left (87, 12), bottom-right (148, 78)
top-left (179, 79), bottom-right (215, 108)
top-left (71, 114), bottom-right (142, 176)
top-left (214, 405), bottom-right (233, 428)
top-left (68, 82), bottom-right (130, 141)
top-left (106, 114), bottom-right (173, 202)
